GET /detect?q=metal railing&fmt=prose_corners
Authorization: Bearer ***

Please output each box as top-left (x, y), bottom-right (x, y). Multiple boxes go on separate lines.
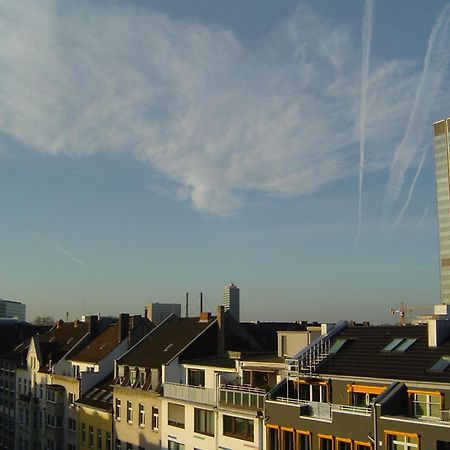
top-left (219, 384), bottom-right (266, 409)
top-left (164, 382), bottom-right (216, 406)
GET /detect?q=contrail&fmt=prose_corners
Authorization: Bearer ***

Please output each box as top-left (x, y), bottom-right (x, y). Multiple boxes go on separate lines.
top-left (27, 231), bottom-right (86, 267)
top-left (353, 0), bottom-right (373, 248)
top-left (386, 4), bottom-right (450, 203)
top-left (385, 147), bottom-right (428, 238)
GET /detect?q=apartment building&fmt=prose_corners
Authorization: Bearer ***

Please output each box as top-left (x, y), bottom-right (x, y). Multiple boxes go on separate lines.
top-left (265, 305), bottom-right (450, 450)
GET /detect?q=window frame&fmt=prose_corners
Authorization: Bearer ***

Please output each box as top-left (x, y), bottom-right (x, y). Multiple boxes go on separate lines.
top-left (408, 389), bottom-right (442, 418)
top-left (336, 437), bottom-right (352, 450)
top-left (138, 403), bottom-right (145, 427)
top-left (385, 430), bottom-right (419, 450)
top-left (296, 430), bottom-right (312, 450)
top-left (193, 407), bottom-right (215, 437)
top-left (223, 414), bottom-right (254, 442)
top-left (318, 434), bottom-right (334, 450)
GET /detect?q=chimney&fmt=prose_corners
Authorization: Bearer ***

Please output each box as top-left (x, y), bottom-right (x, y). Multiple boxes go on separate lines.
top-left (217, 306), bottom-right (225, 357)
top-left (130, 315), bottom-right (142, 330)
top-left (56, 319), bottom-right (64, 329)
top-left (118, 313), bottom-right (130, 343)
top-left (199, 312), bottom-right (211, 323)
top-left (186, 292), bottom-right (189, 318)
top-left (200, 292), bottom-right (203, 313)
top-left (89, 315), bottom-right (98, 337)
top-left (144, 305), bottom-right (150, 321)
top-left (428, 304), bottom-right (450, 347)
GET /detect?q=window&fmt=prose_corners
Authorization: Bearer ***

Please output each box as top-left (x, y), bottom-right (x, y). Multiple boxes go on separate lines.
top-left (354, 442), bottom-right (372, 450)
top-left (294, 380), bottom-right (328, 402)
top-left (138, 403), bottom-right (145, 426)
top-left (97, 429), bottom-right (102, 449)
top-left (430, 356), bottom-right (450, 372)
top-left (223, 415), bottom-right (254, 441)
top-left (194, 408), bottom-right (214, 436)
top-left (89, 425), bottom-right (94, 447)
top-left (126, 444), bottom-right (132, 450)
top-left (336, 438), bottom-right (352, 450)
top-left (168, 403), bottom-right (185, 428)
top-left (81, 423), bottom-right (86, 444)
top-left (385, 431), bottom-right (419, 450)
top-left (281, 335), bottom-right (288, 356)
top-left (188, 369), bottom-right (205, 387)
top-left (330, 339), bottom-right (348, 354)
top-left (68, 418), bottom-right (76, 432)
top-left (116, 439), bottom-right (121, 450)
top-left (68, 393), bottom-right (75, 404)
top-left (408, 390), bottom-right (442, 418)
top-left (168, 441), bottom-right (185, 450)
top-left (106, 432), bottom-right (111, 450)
top-left (347, 385), bottom-right (386, 407)
top-left (382, 338), bottom-right (417, 352)
top-left (127, 401), bottom-right (133, 423)
top-left (281, 428), bottom-right (294, 450)
top-left (297, 431), bottom-right (311, 450)
top-left (437, 441), bottom-right (450, 450)
top-left (267, 425), bottom-right (279, 450)
top-left (318, 434), bottom-right (333, 450)
top-left (115, 399), bottom-right (121, 420)
top-left (152, 407), bottom-right (159, 431)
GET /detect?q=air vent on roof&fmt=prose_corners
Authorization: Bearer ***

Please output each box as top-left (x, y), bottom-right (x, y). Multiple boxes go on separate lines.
top-left (430, 356), bottom-right (450, 372)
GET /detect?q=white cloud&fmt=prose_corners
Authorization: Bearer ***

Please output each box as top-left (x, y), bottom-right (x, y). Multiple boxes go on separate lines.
top-left (0, 0), bottom-right (442, 215)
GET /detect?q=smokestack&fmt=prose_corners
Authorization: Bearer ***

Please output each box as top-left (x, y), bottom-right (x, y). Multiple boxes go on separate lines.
top-left (186, 292), bottom-right (189, 318)
top-left (217, 305), bottom-right (225, 357)
top-left (118, 313), bottom-right (130, 343)
top-left (200, 292), bottom-right (203, 313)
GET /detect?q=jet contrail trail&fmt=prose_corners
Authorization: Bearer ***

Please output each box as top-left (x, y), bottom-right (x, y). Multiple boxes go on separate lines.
top-left (386, 4), bottom-right (450, 203)
top-left (27, 231), bottom-right (86, 267)
top-left (354, 0), bottom-right (373, 248)
top-left (385, 147), bottom-right (428, 238)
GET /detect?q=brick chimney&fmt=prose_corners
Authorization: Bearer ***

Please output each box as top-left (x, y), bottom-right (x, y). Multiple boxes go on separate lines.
top-left (118, 313), bottom-right (130, 343)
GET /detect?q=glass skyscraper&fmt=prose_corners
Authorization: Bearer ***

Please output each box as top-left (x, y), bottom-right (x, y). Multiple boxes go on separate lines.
top-left (433, 118), bottom-right (450, 302)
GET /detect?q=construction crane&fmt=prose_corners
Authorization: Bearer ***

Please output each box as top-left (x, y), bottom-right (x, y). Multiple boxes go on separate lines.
top-left (389, 302), bottom-right (433, 325)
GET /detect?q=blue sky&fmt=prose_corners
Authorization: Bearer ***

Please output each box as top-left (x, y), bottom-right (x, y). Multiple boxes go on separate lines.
top-left (0, 0), bottom-right (449, 323)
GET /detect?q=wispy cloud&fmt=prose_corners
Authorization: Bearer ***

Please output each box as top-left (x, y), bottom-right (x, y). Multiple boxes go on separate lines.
top-left (27, 231), bottom-right (86, 267)
top-left (0, 1), bottom-right (443, 217)
top-left (387, 4), bottom-right (450, 203)
top-left (354, 0), bottom-right (374, 247)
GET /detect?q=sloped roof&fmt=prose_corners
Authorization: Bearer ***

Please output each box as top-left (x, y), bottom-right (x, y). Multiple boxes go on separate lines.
top-left (38, 321), bottom-right (89, 369)
top-left (76, 374), bottom-right (114, 411)
top-left (317, 324), bottom-right (450, 383)
top-left (118, 315), bottom-right (215, 368)
top-left (70, 322), bottom-right (120, 364)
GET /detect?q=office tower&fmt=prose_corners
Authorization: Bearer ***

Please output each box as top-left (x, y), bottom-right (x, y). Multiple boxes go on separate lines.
top-left (433, 118), bottom-right (450, 302)
top-left (0, 298), bottom-right (26, 320)
top-left (144, 302), bottom-right (181, 325)
top-left (224, 283), bottom-right (240, 322)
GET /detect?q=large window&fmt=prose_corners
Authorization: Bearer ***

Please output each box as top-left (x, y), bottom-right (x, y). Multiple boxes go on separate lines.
top-left (318, 434), bottom-right (333, 450)
top-left (347, 385), bottom-right (385, 407)
top-left (281, 428), bottom-right (294, 450)
top-left (97, 429), bottom-right (102, 449)
top-left (139, 403), bottom-right (145, 426)
top-left (168, 403), bottom-right (185, 429)
top-left (127, 401), bottom-right (133, 423)
top-left (115, 399), bottom-right (121, 420)
top-left (188, 369), bottom-right (205, 387)
top-left (295, 380), bottom-right (328, 402)
top-left (354, 442), bottom-right (372, 450)
top-left (297, 431), bottom-right (311, 450)
top-left (152, 407), bottom-right (159, 431)
top-left (194, 408), bottom-right (214, 436)
top-left (168, 441), bottom-right (185, 450)
top-left (267, 425), bottom-right (279, 450)
top-left (385, 431), bottom-right (419, 450)
top-left (408, 390), bottom-right (442, 418)
top-left (223, 415), bottom-right (254, 442)
top-left (336, 438), bottom-right (352, 450)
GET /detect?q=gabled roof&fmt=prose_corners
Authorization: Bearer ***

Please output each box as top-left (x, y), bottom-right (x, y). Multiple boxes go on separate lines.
top-left (118, 315), bottom-right (215, 368)
top-left (317, 324), bottom-right (450, 383)
top-left (37, 321), bottom-right (89, 370)
top-left (70, 322), bottom-right (120, 364)
top-left (76, 374), bottom-right (114, 412)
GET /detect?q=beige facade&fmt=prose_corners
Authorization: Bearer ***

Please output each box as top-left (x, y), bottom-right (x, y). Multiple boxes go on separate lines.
top-left (113, 385), bottom-right (161, 450)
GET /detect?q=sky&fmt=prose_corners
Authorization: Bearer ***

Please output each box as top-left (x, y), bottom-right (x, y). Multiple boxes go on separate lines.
top-left (1, 0), bottom-right (449, 324)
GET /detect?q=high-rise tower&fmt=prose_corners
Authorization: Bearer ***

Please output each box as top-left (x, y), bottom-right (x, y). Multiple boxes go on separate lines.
top-left (433, 118), bottom-right (450, 302)
top-left (223, 283), bottom-right (240, 322)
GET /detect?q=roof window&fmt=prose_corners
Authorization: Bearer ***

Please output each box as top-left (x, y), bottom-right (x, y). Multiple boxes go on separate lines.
top-left (330, 338), bottom-right (348, 354)
top-left (430, 356), bottom-right (450, 372)
top-left (382, 337), bottom-right (417, 352)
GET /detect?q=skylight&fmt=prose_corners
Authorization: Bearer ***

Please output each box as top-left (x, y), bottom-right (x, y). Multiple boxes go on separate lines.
top-left (330, 338), bottom-right (348, 354)
top-left (430, 356), bottom-right (450, 372)
top-left (382, 337), bottom-right (417, 352)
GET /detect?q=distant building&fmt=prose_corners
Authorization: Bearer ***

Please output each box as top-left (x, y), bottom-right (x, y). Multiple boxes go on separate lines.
top-left (224, 283), bottom-right (240, 322)
top-left (0, 298), bottom-right (26, 320)
top-left (145, 302), bottom-right (181, 325)
top-left (434, 118), bottom-right (450, 302)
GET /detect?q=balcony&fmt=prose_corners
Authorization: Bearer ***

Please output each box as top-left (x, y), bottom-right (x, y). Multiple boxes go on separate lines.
top-left (219, 385), bottom-right (266, 410)
top-left (164, 382), bottom-right (216, 406)
top-left (272, 397), bottom-right (371, 421)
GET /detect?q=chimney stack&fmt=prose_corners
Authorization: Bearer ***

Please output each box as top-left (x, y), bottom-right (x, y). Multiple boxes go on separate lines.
top-left (217, 306), bottom-right (225, 357)
top-left (118, 313), bottom-right (130, 343)
top-left (200, 292), bottom-right (203, 313)
top-left (89, 315), bottom-right (98, 337)
top-left (186, 292), bottom-right (189, 318)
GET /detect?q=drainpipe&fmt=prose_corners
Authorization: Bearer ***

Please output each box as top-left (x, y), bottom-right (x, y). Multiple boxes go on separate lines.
top-left (371, 401), bottom-right (379, 450)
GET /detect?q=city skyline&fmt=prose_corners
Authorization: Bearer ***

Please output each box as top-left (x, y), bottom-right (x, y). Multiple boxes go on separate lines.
top-left (1, 1), bottom-right (450, 323)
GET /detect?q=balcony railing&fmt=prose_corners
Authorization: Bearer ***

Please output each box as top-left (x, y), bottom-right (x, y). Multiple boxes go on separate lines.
top-left (219, 385), bottom-right (266, 410)
top-left (164, 382), bottom-right (216, 406)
